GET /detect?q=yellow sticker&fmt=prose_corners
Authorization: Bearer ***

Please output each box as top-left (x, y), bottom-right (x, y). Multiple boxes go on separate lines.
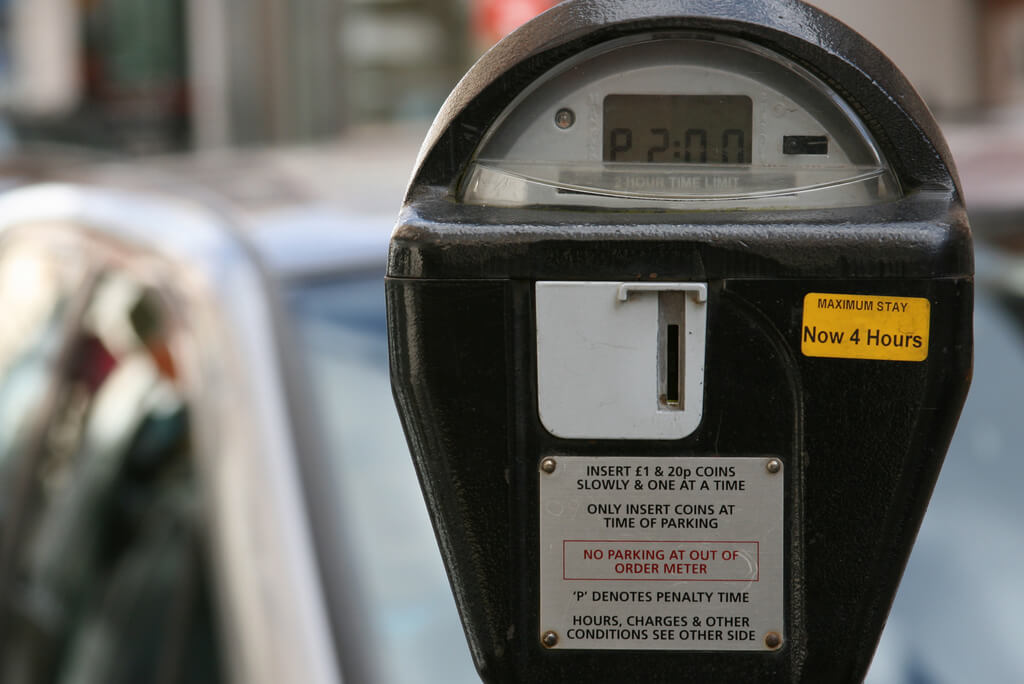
top-left (801, 293), bottom-right (930, 361)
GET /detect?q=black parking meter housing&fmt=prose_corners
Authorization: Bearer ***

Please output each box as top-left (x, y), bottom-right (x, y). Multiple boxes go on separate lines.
top-left (387, 1), bottom-right (972, 682)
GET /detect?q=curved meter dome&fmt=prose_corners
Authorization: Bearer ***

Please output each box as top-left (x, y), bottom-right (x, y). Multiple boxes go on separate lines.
top-left (461, 35), bottom-right (901, 210)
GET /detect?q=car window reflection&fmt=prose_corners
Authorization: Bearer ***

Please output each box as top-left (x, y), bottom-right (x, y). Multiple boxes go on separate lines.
top-left (0, 238), bottom-right (88, 497)
top-left (287, 274), bottom-right (479, 684)
top-left (0, 271), bottom-right (223, 684)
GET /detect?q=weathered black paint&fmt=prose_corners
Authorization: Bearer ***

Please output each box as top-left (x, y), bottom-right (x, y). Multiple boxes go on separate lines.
top-left (386, 2), bottom-right (973, 682)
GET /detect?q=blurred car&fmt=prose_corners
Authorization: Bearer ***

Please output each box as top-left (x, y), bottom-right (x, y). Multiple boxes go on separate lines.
top-left (0, 129), bottom-right (479, 684)
top-left (0, 123), bottom-right (1019, 684)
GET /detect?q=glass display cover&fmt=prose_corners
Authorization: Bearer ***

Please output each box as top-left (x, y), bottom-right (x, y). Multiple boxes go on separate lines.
top-left (460, 35), bottom-right (901, 210)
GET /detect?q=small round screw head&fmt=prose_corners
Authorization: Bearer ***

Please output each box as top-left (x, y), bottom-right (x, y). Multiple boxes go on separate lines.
top-left (542, 630), bottom-right (559, 648)
top-left (764, 632), bottom-right (783, 650)
top-left (555, 108), bottom-right (575, 129)
top-left (766, 459), bottom-right (782, 474)
top-left (540, 458), bottom-right (557, 474)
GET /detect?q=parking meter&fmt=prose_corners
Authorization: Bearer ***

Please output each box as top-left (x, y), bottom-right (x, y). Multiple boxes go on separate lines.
top-left (386, 1), bottom-right (973, 682)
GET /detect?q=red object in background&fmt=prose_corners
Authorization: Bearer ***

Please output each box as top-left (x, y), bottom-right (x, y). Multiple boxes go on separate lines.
top-left (72, 334), bottom-right (118, 393)
top-left (472, 0), bottom-right (560, 46)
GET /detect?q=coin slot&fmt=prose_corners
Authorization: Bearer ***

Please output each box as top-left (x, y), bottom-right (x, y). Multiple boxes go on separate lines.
top-left (666, 324), bottom-right (680, 405)
top-left (536, 281), bottom-right (706, 438)
top-left (658, 291), bottom-right (686, 411)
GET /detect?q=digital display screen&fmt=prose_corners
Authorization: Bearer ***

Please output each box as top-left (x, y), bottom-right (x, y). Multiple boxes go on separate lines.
top-left (603, 95), bottom-right (753, 164)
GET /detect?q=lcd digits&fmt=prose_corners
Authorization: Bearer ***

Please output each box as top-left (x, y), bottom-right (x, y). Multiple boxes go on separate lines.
top-left (604, 95), bottom-right (753, 164)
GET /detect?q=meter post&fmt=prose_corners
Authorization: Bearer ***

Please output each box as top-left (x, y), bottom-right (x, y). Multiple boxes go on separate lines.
top-left (387, 1), bottom-right (972, 682)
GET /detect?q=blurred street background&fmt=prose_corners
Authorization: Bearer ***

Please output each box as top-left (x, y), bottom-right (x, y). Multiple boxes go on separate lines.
top-left (0, 0), bottom-right (1018, 154)
top-left (0, 0), bottom-right (1017, 228)
top-left (0, 2), bottom-right (1021, 684)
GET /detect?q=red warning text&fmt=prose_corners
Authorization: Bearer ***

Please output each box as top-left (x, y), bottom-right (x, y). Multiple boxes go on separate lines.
top-left (564, 540), bottom-right (759, 582)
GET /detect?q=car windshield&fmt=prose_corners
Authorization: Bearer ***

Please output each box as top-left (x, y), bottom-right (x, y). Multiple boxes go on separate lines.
top-left (284, 272), bottom-right (478, 684)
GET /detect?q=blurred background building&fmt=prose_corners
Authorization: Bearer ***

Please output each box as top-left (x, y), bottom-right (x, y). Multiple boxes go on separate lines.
top-left (0, 0), bottom-right (1018, 155)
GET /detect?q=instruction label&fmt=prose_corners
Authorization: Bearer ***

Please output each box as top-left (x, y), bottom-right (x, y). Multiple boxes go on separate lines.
top-left (801, 293), bottom-right (930, 361)
top-left (539, 456), bottom-right (783, 651)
